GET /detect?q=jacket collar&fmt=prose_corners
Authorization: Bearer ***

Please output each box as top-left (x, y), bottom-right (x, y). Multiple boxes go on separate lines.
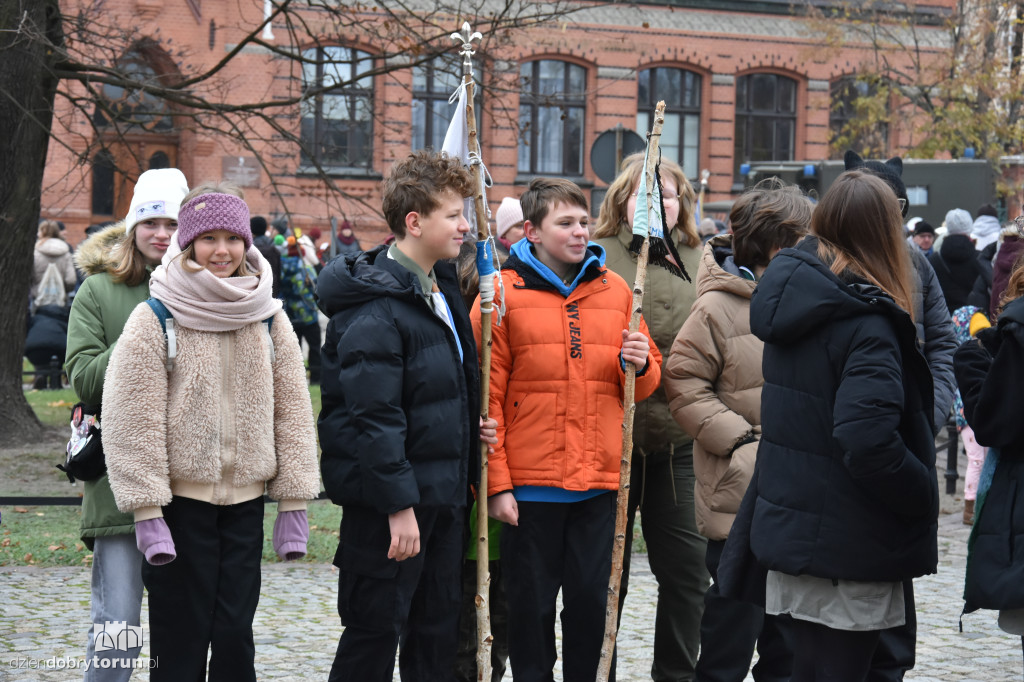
top-left (508, 240), bottom-right (606, 296)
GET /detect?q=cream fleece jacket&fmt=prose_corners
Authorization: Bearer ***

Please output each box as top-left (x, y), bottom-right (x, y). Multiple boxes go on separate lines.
top-left (103, 305), bottom-right (320, 520)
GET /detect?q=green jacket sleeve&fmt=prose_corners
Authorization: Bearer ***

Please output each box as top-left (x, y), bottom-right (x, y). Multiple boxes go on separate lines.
top-left (66, 277), bottom-right (115, 405)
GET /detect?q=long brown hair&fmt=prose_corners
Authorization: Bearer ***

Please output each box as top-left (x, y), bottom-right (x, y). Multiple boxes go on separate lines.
top-left (592, 152), bottom-right (700, 249)
top-left (109, 229), bottom-right (150, 287)
top-left (812, 170), bottom-right (915, 320)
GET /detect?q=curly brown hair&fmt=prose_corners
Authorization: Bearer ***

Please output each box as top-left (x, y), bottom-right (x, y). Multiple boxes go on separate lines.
top-left (592, 152), bottom-right (700, 249)
top-left (382, 150), bottom-right (473, 238)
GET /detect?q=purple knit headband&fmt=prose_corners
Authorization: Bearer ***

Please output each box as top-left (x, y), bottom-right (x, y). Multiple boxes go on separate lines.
top-left (176, 193), bottom-right (252, 249)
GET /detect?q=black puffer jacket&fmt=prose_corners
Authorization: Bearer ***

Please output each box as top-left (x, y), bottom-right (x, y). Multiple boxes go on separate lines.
top-left (745, 237), bottom-right (938, 582)
top-left (317, 245), bottom-right (481, 514)
top-left (955, 298), bottom-right (1024, 612)
top-left (929, 234), bottom-right (981, 313)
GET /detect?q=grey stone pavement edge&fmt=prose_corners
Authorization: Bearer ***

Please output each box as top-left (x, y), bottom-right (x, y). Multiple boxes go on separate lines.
top-left (3, 436), bottom-right (1023, 681)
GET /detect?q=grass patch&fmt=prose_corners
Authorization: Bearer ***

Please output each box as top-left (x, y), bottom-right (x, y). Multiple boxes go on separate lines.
top-left (24, 388), bottom-right (78, 427)
top-left (1, 506), bottom-right (90, 567)
top-left (1, 501), bottom-right (344, 568)
top-left (1, 498), bottom-right (640, 567)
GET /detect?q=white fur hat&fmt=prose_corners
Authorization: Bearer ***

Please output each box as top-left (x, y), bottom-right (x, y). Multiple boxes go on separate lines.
top-left (496, 196), bottom-right (524, 239)
top-left (125, 168), bottom-right (189, 234)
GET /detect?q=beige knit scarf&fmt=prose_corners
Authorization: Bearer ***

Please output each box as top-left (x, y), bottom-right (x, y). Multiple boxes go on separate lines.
top-left (148, 240), bottom-right (281, 331)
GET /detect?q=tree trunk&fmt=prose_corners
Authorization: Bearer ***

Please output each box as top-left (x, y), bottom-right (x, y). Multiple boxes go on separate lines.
top-left (0, 0), bottom-right (64, 446)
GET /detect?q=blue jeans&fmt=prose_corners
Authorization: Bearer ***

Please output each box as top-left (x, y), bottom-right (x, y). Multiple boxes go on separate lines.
top-left (84, 534), bottom-right (144, 682)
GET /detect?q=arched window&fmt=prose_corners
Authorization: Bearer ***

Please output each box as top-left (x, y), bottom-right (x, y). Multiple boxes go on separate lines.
top-left (148, 150), bottom-right (170, 170)
top-left (92, 47), bottom-right (173, 131)
top-left (637, 67), bottom-right (701, 178)
top-left (412, 56), bottom-right (481, 152)
top-left (518, 60), bottom-right (586, 176)
top-left (830, 76), bottom-right (888, 159)
top-left (91, 150), bottom-right (115, 217)
top-left (734, 74), bottom-right (797, 180)
top-left (301, 46), bottom-right (374, 171)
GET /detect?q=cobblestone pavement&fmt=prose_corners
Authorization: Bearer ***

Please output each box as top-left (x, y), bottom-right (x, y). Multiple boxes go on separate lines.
top-left (3, 449), bottom-right (1022, 681)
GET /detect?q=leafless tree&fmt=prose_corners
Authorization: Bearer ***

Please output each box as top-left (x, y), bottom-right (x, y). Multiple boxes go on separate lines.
top-left (1, 0), bottom-right (576, 444)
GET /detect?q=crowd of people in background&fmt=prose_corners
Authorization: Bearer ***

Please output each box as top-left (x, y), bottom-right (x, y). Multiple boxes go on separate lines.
top-left (24, 146), bottom-right (1024, 682)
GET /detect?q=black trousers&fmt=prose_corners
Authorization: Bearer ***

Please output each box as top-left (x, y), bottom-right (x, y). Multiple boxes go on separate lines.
top-left (291, 320), bottom-right (321, 382)
top-left (790, 619), bottom-right (880, 682)
top-left (867, 580), bottom-right (916, 682)
top-left (501, 494), bottom-right (616, 682)
top-left (329, 504), bottom-right (464, 682)
top-left (142, 496), bottom-right (264, 682)
top-left (695, 539), bottom-right (792, 682)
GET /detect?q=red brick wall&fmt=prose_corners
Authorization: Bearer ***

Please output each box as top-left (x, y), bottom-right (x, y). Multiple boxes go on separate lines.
top-left (45, 1), bottom-right (956, 247)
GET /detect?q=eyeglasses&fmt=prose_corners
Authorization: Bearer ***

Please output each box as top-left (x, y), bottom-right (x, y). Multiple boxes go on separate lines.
top-left (1014, 215), bottom-right (1024, 237)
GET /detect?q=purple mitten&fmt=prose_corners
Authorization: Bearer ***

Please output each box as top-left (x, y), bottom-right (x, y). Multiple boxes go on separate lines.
top-left (273, 509), bottom-right (309, 561)
top-left (135, 518), bottom-right (176, 565)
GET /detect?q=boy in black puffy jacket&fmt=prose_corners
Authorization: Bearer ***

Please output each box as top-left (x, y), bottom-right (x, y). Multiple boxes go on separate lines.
top-left (317, 150), bottom-right (495, 682)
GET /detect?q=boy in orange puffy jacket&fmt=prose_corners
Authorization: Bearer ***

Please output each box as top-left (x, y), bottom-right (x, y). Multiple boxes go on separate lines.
top-left (471, 177), bottom-right (661, 681)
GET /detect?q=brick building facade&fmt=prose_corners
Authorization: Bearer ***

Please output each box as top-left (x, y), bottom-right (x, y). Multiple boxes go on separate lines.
top-left (44, 0), bottom-right (957, 247)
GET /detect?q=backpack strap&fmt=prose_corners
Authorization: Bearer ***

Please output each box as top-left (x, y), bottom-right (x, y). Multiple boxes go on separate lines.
top-left (263, 315), bottom-right (276, 364)
top-left (145, 299), bottom-right (277, 369)
top-left (145, 298), bottom-right (177, 372)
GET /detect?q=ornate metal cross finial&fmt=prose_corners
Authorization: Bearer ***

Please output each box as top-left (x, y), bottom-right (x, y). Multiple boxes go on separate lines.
top-left (450, 22), bottom-right (482, 70)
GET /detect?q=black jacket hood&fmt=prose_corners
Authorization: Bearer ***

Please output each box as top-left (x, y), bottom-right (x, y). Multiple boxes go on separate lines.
top-left (317, 245), bottom-right (423, 317)
top-left (751, 236), bottom-right (904, 345)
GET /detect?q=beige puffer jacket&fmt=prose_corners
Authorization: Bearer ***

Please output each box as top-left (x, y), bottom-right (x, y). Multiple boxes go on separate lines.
top-left (103, 304), bottom-right (321, 521)
top-left (664, 235), bottom-right (763, 541)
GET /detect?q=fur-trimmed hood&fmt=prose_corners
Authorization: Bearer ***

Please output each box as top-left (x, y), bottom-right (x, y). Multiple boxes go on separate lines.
top-left (75, 222), bottom-right (128, 276)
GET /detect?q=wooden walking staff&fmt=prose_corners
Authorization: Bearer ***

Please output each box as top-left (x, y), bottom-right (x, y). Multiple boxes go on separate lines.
top-left (450, 22), bottom-right (494, 682)
top-left (597, 100), bottom-right (667, 682)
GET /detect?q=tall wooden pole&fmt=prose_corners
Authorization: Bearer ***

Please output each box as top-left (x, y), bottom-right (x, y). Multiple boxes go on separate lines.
top-left (596, 100), bottom-right (666, 682)
top-left (451, 22), bottom-right (493, 682)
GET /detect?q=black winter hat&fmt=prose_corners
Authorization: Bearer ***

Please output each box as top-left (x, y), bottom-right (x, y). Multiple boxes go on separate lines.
top-left (977, 203), bottom-right (998, 218)
top-left (913, 220), bottom-right (935, 236)
top-left (250, 215), bottom-right (268, 239)
top-left (844, 150), bottom-right (909, 218)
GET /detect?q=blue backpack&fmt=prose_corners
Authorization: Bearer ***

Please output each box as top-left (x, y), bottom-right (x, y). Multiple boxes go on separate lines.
top-left (145, 298), bottom-right (275, 372)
